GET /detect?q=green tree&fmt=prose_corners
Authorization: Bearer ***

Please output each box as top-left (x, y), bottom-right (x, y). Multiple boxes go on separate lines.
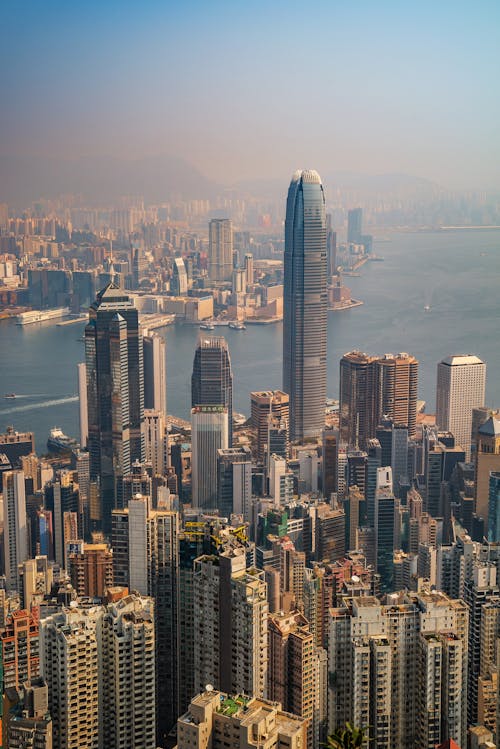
top-left (324, 723), bottom-right (367, 749)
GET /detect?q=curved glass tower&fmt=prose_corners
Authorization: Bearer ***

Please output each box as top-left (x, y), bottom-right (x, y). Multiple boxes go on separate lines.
top-left (283, 169), bottom-right (327, 441)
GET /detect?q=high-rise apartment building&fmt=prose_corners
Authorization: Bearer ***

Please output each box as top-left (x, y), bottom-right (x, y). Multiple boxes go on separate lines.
top-left (340, 351), bottom-right (418, 448)
top-left (374, 467), bottom-right (398, 591)
top-left (283, 170), bottom-right (327, 441)
top-left (99, 593), bottom-right (156, 749)
top-left (177, 689), bottom-right (308, 749)
top-left (68, 543), bottom-right (113, 598)
top-left (475, 415), bottom-right (500, 526)
top-left (85, 283), bottom-right (145, 531)
top-left (328, 589), bottom-right (468, 749)
top-left (192, 335), bottom-right (233, 444)
top-left (488, 472), bottom-right (500, 542)
top-left (3, 470), bottom-right (28, 591)
top-left (250, 390), bottom-right (289, 464)
top-left (111, 496), bottom-right (180, 740)
top-left (192, 548), bottom-right (268, 699)
top-left (40, 606), bottom-right (100, 749)
top-left (436, 354), bottom-right (486, 459)
top-left (208, 218), bottom-right (233, 282)
top-left (1, 609), bottom-right (40, 690)
top-left (191, 406), bottom-right (229, 508)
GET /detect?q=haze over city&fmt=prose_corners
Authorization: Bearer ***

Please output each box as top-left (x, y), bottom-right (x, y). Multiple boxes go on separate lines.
top-left (2, 0), bottom-right (500, 199)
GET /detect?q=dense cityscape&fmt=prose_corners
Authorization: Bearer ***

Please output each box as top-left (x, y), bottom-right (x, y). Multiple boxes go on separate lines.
top-left (0, 166), bottom-right (498, 749)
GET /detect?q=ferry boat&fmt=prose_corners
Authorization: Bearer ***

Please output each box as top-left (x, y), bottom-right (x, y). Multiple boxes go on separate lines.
top-left (47, 427), bottom-right (78, 454)
top-left (228, 321), bottom-right (246, 330)
top-left (199, 322), bottom-right (215, 331)
top-left (4, 393), bottom-right (16, 399)
top-left (16, 307), bottom-right (71, 326)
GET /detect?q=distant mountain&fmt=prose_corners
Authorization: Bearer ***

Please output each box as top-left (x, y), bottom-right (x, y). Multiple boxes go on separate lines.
top-left (0, 154), bottom-right (220, 207)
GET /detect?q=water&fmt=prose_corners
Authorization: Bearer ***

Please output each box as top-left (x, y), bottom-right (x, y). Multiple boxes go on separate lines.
top-left (1, 229), bottom-right (499, 449)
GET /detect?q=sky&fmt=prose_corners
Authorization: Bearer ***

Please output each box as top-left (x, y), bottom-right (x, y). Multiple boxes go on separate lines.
top-left (2, 0), bottom-right (500, 189)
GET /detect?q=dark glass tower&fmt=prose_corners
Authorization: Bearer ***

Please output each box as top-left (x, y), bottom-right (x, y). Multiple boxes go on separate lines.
top-left (283, 170), bottom-right (327, 441)
top-left (85, 283), bottom-right (144, 532)
top-left (191, 335), bottom-right (233, 444)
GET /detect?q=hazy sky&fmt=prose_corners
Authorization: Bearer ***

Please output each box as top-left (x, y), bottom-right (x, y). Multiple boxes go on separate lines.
top-left (2, 0), bottom-right (500, 189)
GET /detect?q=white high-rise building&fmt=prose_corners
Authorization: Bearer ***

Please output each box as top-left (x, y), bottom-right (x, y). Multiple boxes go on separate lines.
top-left (191, 405), bottom-right (228, 508)
top-left (3, 470), bottom-right (28, 591)
top-left (143, 333), bottom-right (167, 416)
top-left (99, 593), bottom-right (156, 749)
top-left (77, 362), bottom-right (88, 447)
top-left (41, 606), bottom-right (100, 749)
top-left (436, 354), bottom-right (486, 459)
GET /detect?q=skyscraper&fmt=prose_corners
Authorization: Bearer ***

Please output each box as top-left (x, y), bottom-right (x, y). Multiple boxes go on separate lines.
top-left (192, 335), bottom-right (233, 443)
top-left (191, 406), bottom-right (229, 508)
top-left (217, 446), bottom-right (252, 520)
top-left (143, 332), bottom-right (167, 416)
top-left (347, 207), bottom-right (363, 244)
top-left (250, 389), bottom-right (289, 464)
top-left (3, 470), bottom-right (28, 591)
top-left (85, 283), bottom-right (145, 531)
top-left (283, 170), bottom-right (327, 441)
top-left (208, 218), bottom-right (233, 282)
top-left (436, 354), bottom-right (486, 459)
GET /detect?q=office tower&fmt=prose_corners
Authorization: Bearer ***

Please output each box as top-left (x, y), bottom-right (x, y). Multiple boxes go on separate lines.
top-left (171, 256), bottom-right (188, 295)
top-left (193, 548), bottom-right (268, 698)
top-left (283, 170), bottom-right (327, 441)
top-left (208, 218), bottom-right (233, 282)
top-left (132, 246), bottom-right (147, 287)
top-left (268, 611), bottom-right (326, 749)
top-left (111, 496), bottom-right (180, 740)
top-left (322, 428), bottom-right (338, 499)
top-left (326, 214), bottom-right (337, 277)
top-left (375, 467), bottom-right (397, 591)
top-left (77, 361), bottom-right (88, 447)
top-left (176, 689), bottom-right (307, 749)
top-left (347, 207), bottom-right (363, 244)
top-left (41, 606), bottom-right (100, 749)
top-left (144, 409), bottom-right (168, 477)
top-left (192, 335), bottom-right (233, 444)
top-left (6, 677), bottom-right (52, 749)
top-left (436, 354), bottom-right (486, 459)
top-left (488, 472), bottom-right (500, 542)
top-left (217, 446), bottom-right (252, 520)
top-left (244, 252), bottom-right (254, 286)
top-left (328, 590), bottom-right (468, 749)
top-left (345, 486), bottom-right (363, 551)
top-left (99, 593), bottom-right (156, 749)
top-left (85, 283), bottom-right (145, 531)
top-left (391, 422), bottom-right (409, 498)
top-left (340, 351), bottom-right (418, 448)
top-left (346, 448), bottom-right (367, 497)
top-left (313, 503), bottom-right (346, 564)
top-left (251, 390), bottom-right (289, 464)
top-left (1, 609), bottom-right (40, 690)
top-left (68, 543), bottom-right (113, 597)
top-left (191, 406), bottom-right (229, 508)
top-left (3, 470), bottom-right (28, 591)
top-left (267, 417), bottom-right (289, 470)
top-left (475, 415), bottom-right (500, 526)
top-left (143, 332), bottom-right (167, 415)
top-left (366, 438), bottom-right (382, 527)
top-left (44, 472), bottom-right (80, 568)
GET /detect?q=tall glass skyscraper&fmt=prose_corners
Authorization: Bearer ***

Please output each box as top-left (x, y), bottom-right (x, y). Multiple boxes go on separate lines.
top-left (283, 170), bottom-right (327, 441)
top-left (85, 283), bottom-right (145, 532)
top-left (191, 335), bottom-right (233, 445)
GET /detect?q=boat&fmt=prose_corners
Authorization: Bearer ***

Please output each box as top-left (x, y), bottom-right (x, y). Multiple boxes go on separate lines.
top-left (4, 393), bottom-right (16, 399)
top-left (228, 321), bottom-right (246, 330)
top-left (47, 427), bottom-right (78, 454)
top-left (199, 322), bottom-right (215, 330)
top-left (424, 305), bottom-right (431, 311)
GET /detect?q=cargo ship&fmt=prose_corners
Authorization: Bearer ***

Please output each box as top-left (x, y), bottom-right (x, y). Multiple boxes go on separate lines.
top-left (16, 307), bottom-right (71, 325)
top-left (47, 427), bottom-right (78, 454)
